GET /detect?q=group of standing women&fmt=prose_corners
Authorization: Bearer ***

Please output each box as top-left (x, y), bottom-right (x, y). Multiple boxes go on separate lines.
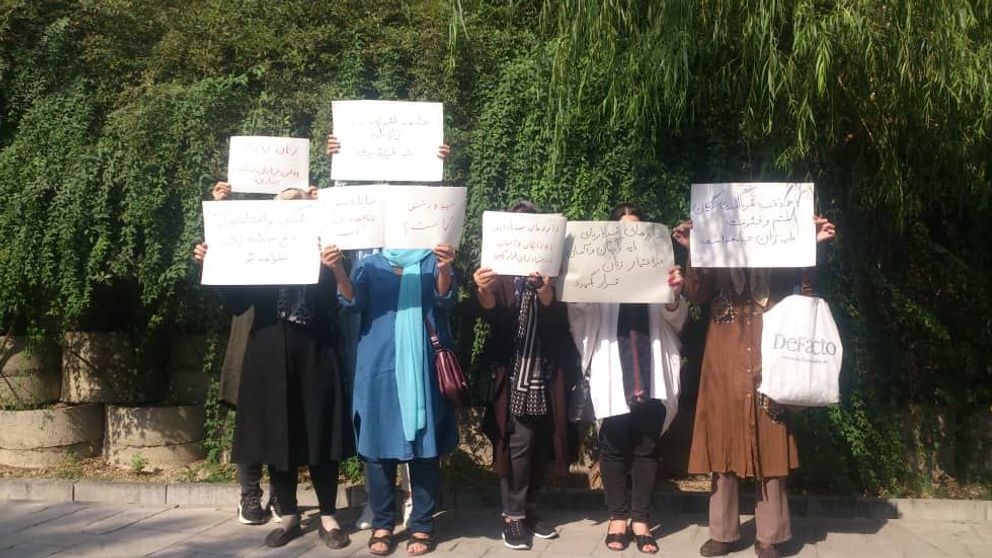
top-left (194, 135), bottom-right (836, 558)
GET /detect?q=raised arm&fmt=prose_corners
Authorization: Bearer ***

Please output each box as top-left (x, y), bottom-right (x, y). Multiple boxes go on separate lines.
top-left (322, 244), bottom-right (353, 301)
top-left (672, 220), bottom-right (714, 303)
top-left (337, 255), bottom-right (368, 312)
top-left (433, 243), bottom-right (456, 305)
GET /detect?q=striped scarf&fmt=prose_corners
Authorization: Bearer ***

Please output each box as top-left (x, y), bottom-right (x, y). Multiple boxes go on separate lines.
top-left (509, 281), bottom-right (548, 417)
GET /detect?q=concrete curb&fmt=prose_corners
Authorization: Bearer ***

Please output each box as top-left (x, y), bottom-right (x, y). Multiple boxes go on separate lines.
top-left (1, 478), bottom-right (988, 521)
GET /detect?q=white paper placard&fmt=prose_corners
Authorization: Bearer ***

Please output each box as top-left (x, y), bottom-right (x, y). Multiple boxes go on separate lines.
top-left (690, 182), bottom-right (816, 268)
top-left (331, 100), bottom-right (444, 182)
top-left (227, 136), bottom-right (310, 194)
top-left (316, 185), bottom-right (385, 250)
top-left (558, 221), bottom-right (675, 303)
top-left (382, 185), bottom-right (467, 249)
top-left (201, 200), bottom-right (320, 285)
top-left (480, 211), bottom-right (567, 277)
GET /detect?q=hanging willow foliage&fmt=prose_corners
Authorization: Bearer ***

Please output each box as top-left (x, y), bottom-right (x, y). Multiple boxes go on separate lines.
top-left (540, 0), bottom-right (992, 226)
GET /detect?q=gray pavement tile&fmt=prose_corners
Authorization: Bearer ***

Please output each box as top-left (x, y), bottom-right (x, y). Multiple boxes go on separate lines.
top-left (0, 543), bottom-right (64, 558)
top-left (435, 538), bottom-right (460, 552)
top-left (486, 547), bottom-right (542, 558)
top-left (969, 523), bottom-right (992, 545)
top-left (294, 542), bottom-right (364, 558)
top-left (546, 533), bottom-right (603, 556)
top-left (0, 502), bottom-right (90, 537)
top-left (218, 516), bottom-right (360, 557)
top-left (132, 506), bottom-right (233, 534)
top-left (540, 552), bottom-right (594, 558)
top-left (442, 541), bottom-right (492, 557)
top-left (147, 547), bottom-right (228, 558)
top-left (10, 504), bottom-right (130, 546)
top-left (242, 533), bottom-right (323, 558)
top-left (79, 505), bottom-right (174, 535)
top-left (0, 500), bottom-right (48, 521)
top-left (68, 527), bottom-right (195, 557)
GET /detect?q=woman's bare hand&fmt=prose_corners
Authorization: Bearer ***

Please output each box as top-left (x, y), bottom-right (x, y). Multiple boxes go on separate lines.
top-left (212, 182), bottom-right (232, 201)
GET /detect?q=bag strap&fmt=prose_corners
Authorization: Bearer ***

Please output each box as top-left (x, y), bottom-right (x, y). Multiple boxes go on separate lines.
top-left (423, 315), bottom-right (443, 350)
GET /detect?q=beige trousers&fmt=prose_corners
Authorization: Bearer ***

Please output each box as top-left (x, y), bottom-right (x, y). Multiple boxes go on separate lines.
top-left (708, 473), bottom-right (791, 544)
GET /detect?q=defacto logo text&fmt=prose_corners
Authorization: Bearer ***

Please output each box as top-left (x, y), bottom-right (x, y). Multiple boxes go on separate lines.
top-left (773, 334), bottom-right (838, 356)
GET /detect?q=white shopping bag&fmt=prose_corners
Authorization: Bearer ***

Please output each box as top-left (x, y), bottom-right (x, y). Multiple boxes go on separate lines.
top-left (758, 295), bottom-right (843, 406)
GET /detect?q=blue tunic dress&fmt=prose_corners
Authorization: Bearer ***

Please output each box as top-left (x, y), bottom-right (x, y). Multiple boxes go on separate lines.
top-left (341, 253), bottom-right (459, 461)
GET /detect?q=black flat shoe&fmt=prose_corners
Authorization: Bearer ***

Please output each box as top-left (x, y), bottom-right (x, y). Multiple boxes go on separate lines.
top-left (319, 523), bottom-right (351, 549)
top-left (605, 529), bottom-right (631, 551)
top-left (264, 524), bottom-right (303, 548)
top-left (699, 539), bottom-right (733, 557)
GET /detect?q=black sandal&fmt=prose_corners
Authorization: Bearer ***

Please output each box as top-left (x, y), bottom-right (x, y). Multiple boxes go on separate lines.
top-left (605, 530), bottom-right (631, 551)
top-left (634, 534), bottom-right (659, 554)
top-left (369, 531), bottom-right (396, 556)
top-left (406, 533), bottom-right (436, 556)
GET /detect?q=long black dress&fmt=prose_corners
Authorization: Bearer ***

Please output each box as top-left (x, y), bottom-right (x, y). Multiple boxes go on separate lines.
top-left (224, 268), bottom-right (353, 470)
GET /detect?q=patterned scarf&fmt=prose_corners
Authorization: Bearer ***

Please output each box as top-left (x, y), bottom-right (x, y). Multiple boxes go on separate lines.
top-left (509, 278), bottom-right (548, 417)
top-left (617, 303), bottom-right (652, 407)
top-left (276, 286), bottom-right (313, 326)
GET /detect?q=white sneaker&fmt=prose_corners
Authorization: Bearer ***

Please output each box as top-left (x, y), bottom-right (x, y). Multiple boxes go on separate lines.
top-left (355, 504), bottom-right (373, 530)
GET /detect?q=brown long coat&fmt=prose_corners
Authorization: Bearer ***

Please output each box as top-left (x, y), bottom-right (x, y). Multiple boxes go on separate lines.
top-left (684, 264), bottom-right (803, 478)
top-left (474, 276), bottom-right (579, 477)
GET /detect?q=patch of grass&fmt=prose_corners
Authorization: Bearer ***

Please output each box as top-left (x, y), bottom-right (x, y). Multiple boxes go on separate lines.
top-left (51, 451), bottom-right (83, 480)
top-left (129, 452), bottom-right (149, 474)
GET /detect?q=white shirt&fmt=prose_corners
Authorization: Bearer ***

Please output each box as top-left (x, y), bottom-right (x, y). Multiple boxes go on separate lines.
top-left (567, 300), bottom-right (687, 433)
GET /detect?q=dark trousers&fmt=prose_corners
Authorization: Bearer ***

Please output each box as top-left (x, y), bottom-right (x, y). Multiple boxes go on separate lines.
top-left (367, 458), bottom-right (440, 534)
top-left (598, 400), bottom-right (666, 522)
top-left (268, 461), bottom-right (340, 517)
top-left (500, 415), bottom-right (552, 520)
top-left (238, 463), bottom-right (264, 498)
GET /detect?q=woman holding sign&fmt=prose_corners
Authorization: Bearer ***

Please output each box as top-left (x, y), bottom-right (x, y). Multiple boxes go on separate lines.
top-left (567, 204), bottom-right (687, 555)
top-left (675, 216), bottom-right (836, 558)
top-left (336, 244), bottom-right (459, 556)
top-left (193, 187), bottom-right (353, 550)
top-left (472, 200), bottom-right (578, 551)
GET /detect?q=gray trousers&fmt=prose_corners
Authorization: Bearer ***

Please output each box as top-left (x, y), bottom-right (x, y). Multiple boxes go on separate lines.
top-left (709, 473), bottom-right (791, 544)
top-left (500, 415), bottom-right (552, 520)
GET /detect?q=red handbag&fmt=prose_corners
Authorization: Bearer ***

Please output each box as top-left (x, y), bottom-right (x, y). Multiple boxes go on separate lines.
top-left (425, 319), bottom-right (470, 407)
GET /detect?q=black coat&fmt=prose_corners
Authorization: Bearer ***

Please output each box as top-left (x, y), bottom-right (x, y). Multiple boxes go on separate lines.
top-left (223, 269), bottom-right (353, 470)
top-left (219, 307), bottom-right (253, 409)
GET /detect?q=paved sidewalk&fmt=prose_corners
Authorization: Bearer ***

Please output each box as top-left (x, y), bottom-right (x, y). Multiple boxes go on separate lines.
top-left (1, 500), bottom-right (990, 558)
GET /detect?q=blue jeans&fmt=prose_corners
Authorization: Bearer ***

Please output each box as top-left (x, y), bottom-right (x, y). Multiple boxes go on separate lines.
top-left (367, 458), bottom-right (439, 534)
